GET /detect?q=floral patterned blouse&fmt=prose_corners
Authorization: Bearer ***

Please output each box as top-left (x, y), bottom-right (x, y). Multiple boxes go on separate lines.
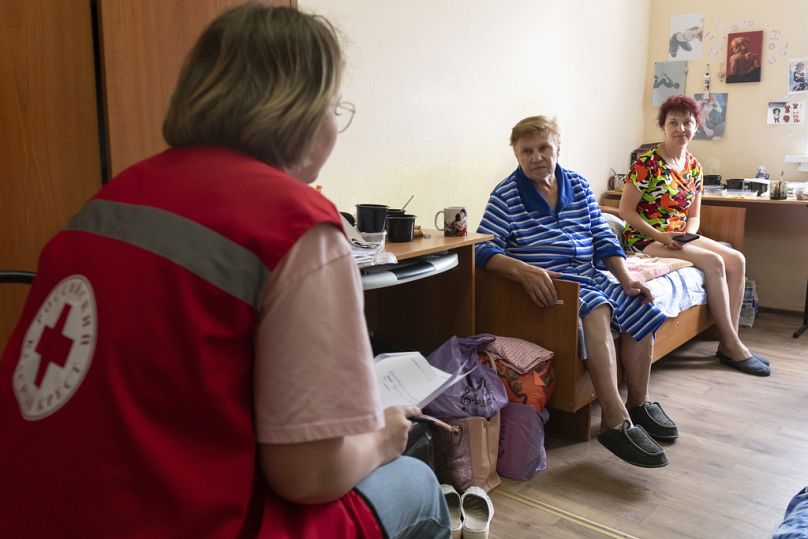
top-left (622, 147), bottom-right (703, 252)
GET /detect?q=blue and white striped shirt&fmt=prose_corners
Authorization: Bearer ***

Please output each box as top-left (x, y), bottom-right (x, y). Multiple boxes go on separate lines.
top-left (476, 164), bottom-right (624, 278)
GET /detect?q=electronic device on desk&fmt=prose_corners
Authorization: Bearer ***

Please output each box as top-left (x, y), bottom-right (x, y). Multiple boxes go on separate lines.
top-left (360, 252), bottom-right (458, 290)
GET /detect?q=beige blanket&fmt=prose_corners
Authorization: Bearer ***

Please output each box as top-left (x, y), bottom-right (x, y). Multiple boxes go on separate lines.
top-left (626, 253), bottom-right (694, 282)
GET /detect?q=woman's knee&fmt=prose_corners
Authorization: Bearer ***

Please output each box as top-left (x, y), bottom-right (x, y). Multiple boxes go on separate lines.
top-left (724, 249), bottom-right (745, 275)
top-left (696, 251), bottom-right (726, 278)
top-left (583, 304), bottom-right (612, 331)
top-left (582, 305), bottom-right (614, 343)
top-left (358, 457), bottom-right (450, 539)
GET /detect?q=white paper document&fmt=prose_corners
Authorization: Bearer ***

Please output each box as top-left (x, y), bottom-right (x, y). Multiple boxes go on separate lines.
top-left (374, 351), bottom-right (469, 409)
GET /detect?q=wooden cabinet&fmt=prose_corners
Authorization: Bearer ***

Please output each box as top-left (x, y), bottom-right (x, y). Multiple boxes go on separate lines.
top-left (0, 0), bottom-right (101, 348)
top-left (0, 0), bottom-right (292, 349)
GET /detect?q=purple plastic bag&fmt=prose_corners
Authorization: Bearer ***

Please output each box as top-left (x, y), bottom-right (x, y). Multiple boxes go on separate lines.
top-left (423, 334), bottom-right (508, 420)
top-left (497, 402), bottom-right (550, 481)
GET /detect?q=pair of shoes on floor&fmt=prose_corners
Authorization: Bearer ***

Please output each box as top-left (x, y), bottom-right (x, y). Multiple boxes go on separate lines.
top-left (716, 350), bottom-right (770, 376)
top-left (628, 402), bottom-right (679, 441)
top-left (597, 420), bottom-right (669, 468)
top-left (442, 484), bottom-right (494, 539)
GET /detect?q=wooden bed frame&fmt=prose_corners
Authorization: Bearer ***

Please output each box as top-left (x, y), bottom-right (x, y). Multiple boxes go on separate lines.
top-left (474, 202), bottom-right (746, 440)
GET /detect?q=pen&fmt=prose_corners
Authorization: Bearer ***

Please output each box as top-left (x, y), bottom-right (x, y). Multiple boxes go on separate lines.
top-left (409, 414), bottom-right (460, 433)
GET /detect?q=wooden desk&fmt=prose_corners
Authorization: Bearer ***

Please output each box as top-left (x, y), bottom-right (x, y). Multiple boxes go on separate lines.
top-left (364, 230), bottom-right (493, 352)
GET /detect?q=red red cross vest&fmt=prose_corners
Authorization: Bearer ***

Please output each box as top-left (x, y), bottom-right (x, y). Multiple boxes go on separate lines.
top-left (0, 147), bottom-right (382, 539)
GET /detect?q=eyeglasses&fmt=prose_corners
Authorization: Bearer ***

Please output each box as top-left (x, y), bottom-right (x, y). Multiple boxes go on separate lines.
top-left (336, 101), bottom-right (355, 133)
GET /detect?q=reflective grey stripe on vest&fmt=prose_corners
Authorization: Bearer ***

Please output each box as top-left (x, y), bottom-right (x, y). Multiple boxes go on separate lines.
top-left (65, 199), bottom-right (270, 309)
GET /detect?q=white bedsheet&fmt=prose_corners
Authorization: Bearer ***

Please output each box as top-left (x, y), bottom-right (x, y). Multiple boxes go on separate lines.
top-left (599, 266), bottom-right (707, 318)
top-left (644, 266), bottom-right (707, 317)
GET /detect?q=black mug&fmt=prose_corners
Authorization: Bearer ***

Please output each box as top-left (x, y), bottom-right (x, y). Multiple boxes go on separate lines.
top-left (387, 214), bottom-right (416, 242)
top-left (356, 204), bottom-right (389, 233)
top-left (385, 208), bottom-right (406, 231)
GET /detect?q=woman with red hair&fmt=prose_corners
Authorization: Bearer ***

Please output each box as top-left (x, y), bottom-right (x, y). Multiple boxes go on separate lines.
top-left (618, 96), bottom-right (770, 376)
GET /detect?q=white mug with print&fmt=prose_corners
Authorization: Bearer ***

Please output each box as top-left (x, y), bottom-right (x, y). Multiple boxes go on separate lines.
top-left (434, 206), bottom-right (467, 237)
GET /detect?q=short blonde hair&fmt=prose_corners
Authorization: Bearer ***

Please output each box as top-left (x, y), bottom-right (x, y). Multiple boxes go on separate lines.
top-left (163, 2), bottom-right (344, 170)
top-left (510, 116), bottom-right (561, 147)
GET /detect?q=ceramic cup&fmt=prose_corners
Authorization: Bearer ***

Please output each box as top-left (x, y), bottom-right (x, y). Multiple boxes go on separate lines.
top-left (434, 206), bottom-right (467, 237)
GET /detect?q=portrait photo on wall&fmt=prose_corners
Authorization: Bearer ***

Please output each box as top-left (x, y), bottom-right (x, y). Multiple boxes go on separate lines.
top-left (669, 13), bottom-right (703, 61)
top-left (653, 61), bottom-right (687, 106)
top-left (726, 31), bottom-right (763, 83)
top-left (693, 93), bottom-right (728, 140)
top-left (788, 57), bottom-right (808, 94)
top-left (767, 101), bottom-right (804, 125)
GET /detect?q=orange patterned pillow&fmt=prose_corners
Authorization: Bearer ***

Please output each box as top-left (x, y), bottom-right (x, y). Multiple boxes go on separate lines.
top-left (479, 352), bottom-right (556, 411)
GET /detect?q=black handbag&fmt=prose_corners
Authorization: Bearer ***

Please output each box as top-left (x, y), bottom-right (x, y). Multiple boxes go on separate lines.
top-left (404, 422), bottom-right (434, 471)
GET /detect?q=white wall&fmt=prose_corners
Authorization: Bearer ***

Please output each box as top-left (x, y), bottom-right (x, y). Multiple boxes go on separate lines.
top-left (301, 0), bottom-right (651, 231)
top-left (644, 0), bottom-right (808, 311)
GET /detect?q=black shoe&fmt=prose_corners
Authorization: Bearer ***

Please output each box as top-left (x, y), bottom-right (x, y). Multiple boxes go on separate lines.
top-left (716, 352), bottom-right (770, 376)
top-left (628, 402), bottom-right (679, 441)
top-left (597, 420), bottom-right (669, 468)
top-left (717, 349), bottom-right (769, 366)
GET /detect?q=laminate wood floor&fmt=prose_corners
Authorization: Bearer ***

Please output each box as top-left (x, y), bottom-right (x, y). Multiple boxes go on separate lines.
top-left (487, 312), bottom-right (808, 539)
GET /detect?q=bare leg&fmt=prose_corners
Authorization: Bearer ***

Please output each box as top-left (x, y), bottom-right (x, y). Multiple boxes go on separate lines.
top-left (620, 332), bottom-right (653, 407)
top-left (720, 247), bottom-right (746, 332)
top-left (644, 240), bottom-right (750, 361)
top-left (582, 305), bottom-right (628, 430)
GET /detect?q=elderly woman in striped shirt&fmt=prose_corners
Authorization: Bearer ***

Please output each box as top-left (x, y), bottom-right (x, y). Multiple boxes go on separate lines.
top-left (476, 116), bottom-right (672, 469)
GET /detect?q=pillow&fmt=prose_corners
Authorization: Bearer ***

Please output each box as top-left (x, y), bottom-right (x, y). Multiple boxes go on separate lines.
top-left (600, 211), bottom-right (625, 241)
top-left (482, 336), bottom-right (553, 374)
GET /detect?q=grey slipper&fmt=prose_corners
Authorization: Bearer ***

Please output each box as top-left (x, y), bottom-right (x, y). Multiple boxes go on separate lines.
top-left (717, 353), bottom-right (770, 376)
top-left (717, 349), bottom-right (769, 366)
top-left (751, 351), bottom-right (770, 366)
top-left (597, 420), bottom-right (669, 468)
top-left (628, 402), bottom-right (679, 441)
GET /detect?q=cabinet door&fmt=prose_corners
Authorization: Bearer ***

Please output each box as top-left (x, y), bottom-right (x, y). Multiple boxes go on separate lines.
top-left (0, 0), bottom-right (102, 349)
top-left (98, 0), bottom-right (294, 177)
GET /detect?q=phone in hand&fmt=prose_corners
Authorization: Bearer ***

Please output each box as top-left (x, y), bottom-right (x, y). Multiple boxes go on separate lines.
top-left (673, 233), bottom-right (700, 243)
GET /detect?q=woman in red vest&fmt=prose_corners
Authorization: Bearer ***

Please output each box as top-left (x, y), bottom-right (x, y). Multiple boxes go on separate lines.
top-left (0, 3), bottom-right (449, 538)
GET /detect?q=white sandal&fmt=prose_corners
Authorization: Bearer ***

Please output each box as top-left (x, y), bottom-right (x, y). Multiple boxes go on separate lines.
top-left (460, 486), bottom-right (494, 539)
top-left (441, 484), bottom-right (463, 539)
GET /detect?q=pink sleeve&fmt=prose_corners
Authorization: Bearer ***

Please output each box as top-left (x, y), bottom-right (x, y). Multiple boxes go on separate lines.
top-left (254, 223), bottom-right (383, 444)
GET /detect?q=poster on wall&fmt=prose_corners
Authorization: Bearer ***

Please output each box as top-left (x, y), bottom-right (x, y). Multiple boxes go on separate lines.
top-left (652, 61), bottom-right (687, 106)
top-left (767, 101), bottom-right (803, 124)
top-left (726, 31), bottom-right (763, 83)
top-left (788, 57), bottom-right (808, 93)
top-left (693, 93), bottom-right (727, 140)
top-left (668, 13), bottom-right (703, 61)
